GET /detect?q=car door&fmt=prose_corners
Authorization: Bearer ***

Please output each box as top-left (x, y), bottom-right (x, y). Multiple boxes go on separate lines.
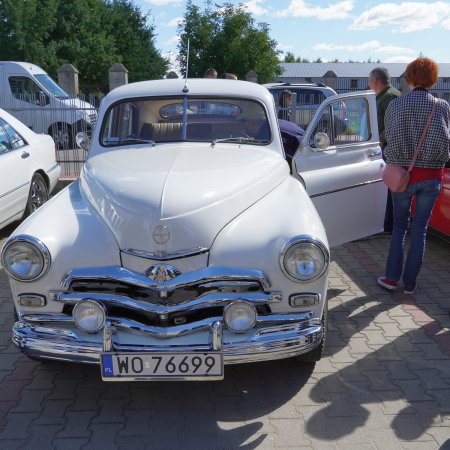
top-left (0, 117), bottom-right (31, 228)
top-left (293, 91), bottom-right (387, 247)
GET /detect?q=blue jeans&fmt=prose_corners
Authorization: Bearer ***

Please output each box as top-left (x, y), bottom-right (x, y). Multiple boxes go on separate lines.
top-left (385, 179), bottom-right (441, 289)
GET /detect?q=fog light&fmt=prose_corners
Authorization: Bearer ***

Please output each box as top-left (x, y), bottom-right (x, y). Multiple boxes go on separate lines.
top-left (289, 293), bottom-right (320, 307)
top-left (223, 300), bottom-right (257, 333)
top-left (17, 294), bottom-right (46, 307)
top-left (73, 300), bottom-right (106, 333)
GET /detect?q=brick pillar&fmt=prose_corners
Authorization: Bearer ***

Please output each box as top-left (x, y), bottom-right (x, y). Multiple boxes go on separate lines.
top-left (246, 70), bottom-right (258, 83)
top-left (109, 63), bottom-right (128, 91)
top-left (57, 64), bottom-right (79, 97)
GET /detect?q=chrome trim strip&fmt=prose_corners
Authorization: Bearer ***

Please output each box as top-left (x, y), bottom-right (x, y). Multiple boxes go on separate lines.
top-left (122, 247), bottom-right (209, 261)
top-left (0, 182), bottom-right (29, 199)
top-left (50, 291), bottom-right (281, 313)
top-left (12, 318), bottom-right (322, 366)
top-left (61, 265), bottom-right (272, 291)
top-left (46, 163), bottom-right (61, 175)
top-left (20, 311), bottom-right (312, 338)
top-left (310, 178), bottom-right (383, 198)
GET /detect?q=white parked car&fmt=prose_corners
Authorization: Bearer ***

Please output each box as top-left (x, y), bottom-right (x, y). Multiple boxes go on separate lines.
top-left (0, 107), bottom-right (60, 230)
top-left (1, 79), bottom-right (386, 381)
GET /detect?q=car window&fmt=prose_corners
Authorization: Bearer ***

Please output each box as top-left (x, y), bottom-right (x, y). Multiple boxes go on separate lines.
top-left (0, 119), bottom-right (12, 155)
top-left (101, 98), bottom-right (271, 146)
top-left (2, 119), bottom-right (26, 149)
top-left (311, 98), bottom-right (371, 147)
top-left (269, 87), bottom-right (330, 130)
top-left (9, 76), bottom-right (43, 104)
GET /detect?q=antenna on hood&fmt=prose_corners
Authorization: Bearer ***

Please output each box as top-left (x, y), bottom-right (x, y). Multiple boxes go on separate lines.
top-left (183, 39), bottom-right (189, 93)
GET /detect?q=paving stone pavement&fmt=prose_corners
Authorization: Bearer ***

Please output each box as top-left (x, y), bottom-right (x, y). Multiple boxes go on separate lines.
top-left (0, 223), bottom-right (449, 450)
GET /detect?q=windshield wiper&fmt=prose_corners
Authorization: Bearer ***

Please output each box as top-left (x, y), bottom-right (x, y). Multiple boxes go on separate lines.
top-left (105, 137), bottom-right (155, 146)
top-left (211, 136), bottom-right (264, 147)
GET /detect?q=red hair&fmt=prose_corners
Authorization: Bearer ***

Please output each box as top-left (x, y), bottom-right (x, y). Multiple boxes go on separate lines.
top-left (405, 57), bottom-right (438, 88)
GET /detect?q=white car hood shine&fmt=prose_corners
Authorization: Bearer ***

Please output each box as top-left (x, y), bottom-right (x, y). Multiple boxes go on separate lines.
top-left (81, 143), bottom-right (289, 257)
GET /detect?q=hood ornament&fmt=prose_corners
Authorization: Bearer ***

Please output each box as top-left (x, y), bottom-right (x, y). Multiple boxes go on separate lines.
top-left (153, 225), bottom-right (170, 245)
top-left (146, 264), bottom-right (181, 283)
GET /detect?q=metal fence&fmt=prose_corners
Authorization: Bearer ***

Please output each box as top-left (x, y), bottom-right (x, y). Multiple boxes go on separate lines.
top-left (1, 93), bottom-right (104, 179)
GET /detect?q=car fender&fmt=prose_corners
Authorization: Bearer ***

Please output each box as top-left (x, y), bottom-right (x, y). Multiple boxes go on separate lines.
top-left (209, 176), bottom-right (329, 315)
top-left (5, 179), bottom-right (120, 312)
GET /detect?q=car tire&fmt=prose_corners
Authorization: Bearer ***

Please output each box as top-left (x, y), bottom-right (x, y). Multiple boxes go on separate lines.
top-left (296, 301), bottom-right (328, 363)
top-left (50, 123), bottom-right (73, 149)
top-left (24, 173), bottom-right (49, 218)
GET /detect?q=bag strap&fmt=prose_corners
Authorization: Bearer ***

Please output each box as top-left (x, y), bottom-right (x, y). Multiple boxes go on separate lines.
top-left (407, 100), bottom-right (437, 173)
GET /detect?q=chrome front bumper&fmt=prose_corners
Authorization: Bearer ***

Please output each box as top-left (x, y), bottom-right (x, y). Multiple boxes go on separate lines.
top-left (12, 313), bottom-right (323, 365)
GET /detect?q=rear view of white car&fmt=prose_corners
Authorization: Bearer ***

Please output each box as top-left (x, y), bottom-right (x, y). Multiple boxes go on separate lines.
top-left (0, 107), bottom-right (60, 230)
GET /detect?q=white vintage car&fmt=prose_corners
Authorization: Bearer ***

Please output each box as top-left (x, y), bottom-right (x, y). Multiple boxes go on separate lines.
top-left (1, 79), bottom-right (386, 381)
top-left (0, 107), bottom-right (60, 230)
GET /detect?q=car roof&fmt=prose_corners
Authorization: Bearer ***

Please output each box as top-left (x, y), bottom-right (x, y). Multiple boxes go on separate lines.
top-left (104, 78), bottom-right (274, 105)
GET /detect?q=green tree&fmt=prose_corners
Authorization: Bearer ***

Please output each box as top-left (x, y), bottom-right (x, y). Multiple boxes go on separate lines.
top-left (178, 0), bottom-right (282, 83)
top-left (0, 0), bottom-right (167, 89)
top-left (0, 0), bottom-right (59, 68)
top-left (283, 52), bottom-right (310, 63)
top-left (108, 0), bottom-right (168, 83)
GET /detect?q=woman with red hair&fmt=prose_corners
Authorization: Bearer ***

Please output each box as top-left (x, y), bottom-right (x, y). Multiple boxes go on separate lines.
top-left (378, 57), bottom-right (450, 294)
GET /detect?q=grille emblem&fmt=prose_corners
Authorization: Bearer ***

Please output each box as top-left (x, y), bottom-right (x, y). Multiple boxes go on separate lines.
top-left (153, 225), bottom-right (170, 244)
top-left (146, 264), bottom-right (181, 283)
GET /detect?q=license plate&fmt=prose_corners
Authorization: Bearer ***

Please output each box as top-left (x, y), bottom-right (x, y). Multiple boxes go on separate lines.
top-left (101, 352), bottom-right (224, 381)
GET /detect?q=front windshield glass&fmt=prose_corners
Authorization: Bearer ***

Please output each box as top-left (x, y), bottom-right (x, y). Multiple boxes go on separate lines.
top-left (100, 97), bottom-right (271, 146)
top-left (34, 74), bottom-right (70, 98)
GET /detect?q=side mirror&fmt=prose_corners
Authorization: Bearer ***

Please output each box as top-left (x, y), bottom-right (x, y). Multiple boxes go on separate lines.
top-left (313, 132), bottom-right (330, 150)
top-left (76, 132), bottom-right (90, 152)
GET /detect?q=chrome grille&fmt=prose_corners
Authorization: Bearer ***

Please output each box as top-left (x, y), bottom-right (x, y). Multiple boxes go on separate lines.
top-left (52, 265), bottom-right (281, 329)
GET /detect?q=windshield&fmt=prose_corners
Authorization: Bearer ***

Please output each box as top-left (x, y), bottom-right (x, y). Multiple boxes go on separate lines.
top-left (101, 97), bottom-right (271, 146)
top-left (34, 74), bottom-right (70, 98)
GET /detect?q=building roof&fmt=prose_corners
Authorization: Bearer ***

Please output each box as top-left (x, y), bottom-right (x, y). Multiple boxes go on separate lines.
top-left (279, 62), bottom-right (450, 79)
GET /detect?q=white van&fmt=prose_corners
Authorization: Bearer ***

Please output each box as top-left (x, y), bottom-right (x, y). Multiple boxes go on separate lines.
top-left (0, 61), bottom-right (96, 149)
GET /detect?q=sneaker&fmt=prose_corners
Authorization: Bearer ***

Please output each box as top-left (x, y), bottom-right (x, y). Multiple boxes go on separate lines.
top-left (403, 286), bottom-right (416, 295)
top-left (377, 277), bottom-right (397, 290)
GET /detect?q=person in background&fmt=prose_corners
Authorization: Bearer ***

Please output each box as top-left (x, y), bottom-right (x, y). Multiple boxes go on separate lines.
top-left (278, 119), bottom-right (305, 165)
top-left (278, 90), bottom-right (293, 121)
top-left (368, 67), bottom-right (401, 234)
top-left (377, 57), bottom-right (450, 295)
top-left (221, 73), bottom-right (238, 80)
top-left (204, 68), bottom-right (218, 79)
top-left (238, 102), bottom-right (270, 141)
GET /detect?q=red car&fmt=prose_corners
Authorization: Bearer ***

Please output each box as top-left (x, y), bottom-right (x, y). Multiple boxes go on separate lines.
top-left (429, 163), bottom-right (450, 238)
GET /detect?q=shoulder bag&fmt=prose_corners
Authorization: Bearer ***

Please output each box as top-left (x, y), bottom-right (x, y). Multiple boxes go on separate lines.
top-left (382, 101), bottom-right (436, 192)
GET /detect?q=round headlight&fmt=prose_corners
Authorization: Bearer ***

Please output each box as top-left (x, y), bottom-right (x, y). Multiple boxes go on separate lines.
top-left (1, 236), bottom-right (50, 282)
top-left (280, 237), bottom-right (329, 282)
top-left (73, 300), bottom-right (106, 333)
top-left (223, 300), bottom-right (257, 333)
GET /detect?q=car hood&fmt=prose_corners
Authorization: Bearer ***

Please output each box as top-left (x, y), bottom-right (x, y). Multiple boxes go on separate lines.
top-left (60, 98), bottom-right (94, 109)
top-left (81, 143), bottom-right (289, 257)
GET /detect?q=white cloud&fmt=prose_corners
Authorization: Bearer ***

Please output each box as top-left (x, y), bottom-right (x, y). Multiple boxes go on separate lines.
top-left (313, 40), bottom-right (415, 56)
top-left (350, 1), bottom-right (450, 32)
top-left (384, 55), bottom-right (416, 63)
top-left (165, 35), bottom-right (180, 46)
top-left (162, 51), bottom-right (181, 74)
top-left (244, 0), bottom-right (269, 15)
top-left (163, 17), bottom-right (183, 27)
top-left (276, 0), bottom-right (354, 20)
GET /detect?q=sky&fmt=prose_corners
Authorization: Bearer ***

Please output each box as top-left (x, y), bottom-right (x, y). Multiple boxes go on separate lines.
top-left (135, 0), bottom-right (450, 69)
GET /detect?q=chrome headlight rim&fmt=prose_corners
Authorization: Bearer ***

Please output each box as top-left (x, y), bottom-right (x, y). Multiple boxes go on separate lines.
top-left (1, 235), bottom-right (51, 282)
top-left (73, 299), bottom-right (107, 333)
top-left (279, 235), bottom-right (329, 283)
top-left (223, 299), bottom-right (258, 333)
